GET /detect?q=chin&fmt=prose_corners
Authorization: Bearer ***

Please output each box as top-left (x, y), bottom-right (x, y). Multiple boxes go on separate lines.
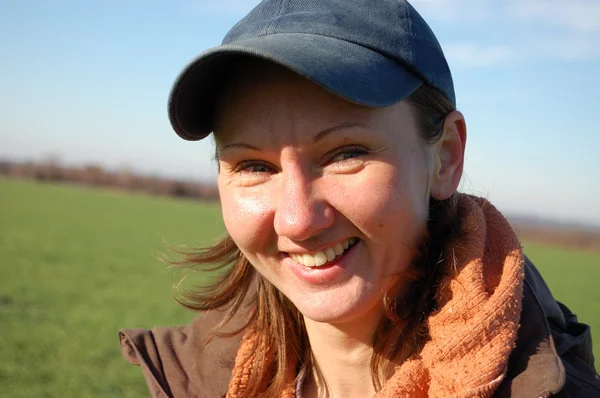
top-left (289, 284), bottom-right (382, 325)
top-left (298, 305), bottom-right (351, 324)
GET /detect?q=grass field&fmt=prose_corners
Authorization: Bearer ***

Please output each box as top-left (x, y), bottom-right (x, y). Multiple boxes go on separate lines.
top-left (1, 178), bottom-right (599, 397)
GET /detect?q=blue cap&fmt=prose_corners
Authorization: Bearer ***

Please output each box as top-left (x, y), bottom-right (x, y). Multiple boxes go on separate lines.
top-left (168, 0), bottom-right (455, 141)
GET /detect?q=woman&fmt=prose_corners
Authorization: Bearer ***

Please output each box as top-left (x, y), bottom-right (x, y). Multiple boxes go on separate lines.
top-left (120, 1), bottom-right (599, 396)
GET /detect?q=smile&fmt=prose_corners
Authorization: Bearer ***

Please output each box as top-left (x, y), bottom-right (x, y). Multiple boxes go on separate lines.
top-left (288, 238), bottom-right (359, 267)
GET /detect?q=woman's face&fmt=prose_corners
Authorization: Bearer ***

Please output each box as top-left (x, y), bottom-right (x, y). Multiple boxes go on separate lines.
top-left (214, 67), bottom-right (438, 325)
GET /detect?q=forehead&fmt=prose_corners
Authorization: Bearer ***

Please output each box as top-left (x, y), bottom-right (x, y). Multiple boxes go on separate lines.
top-left (213, 60), bottom-right (415, 147)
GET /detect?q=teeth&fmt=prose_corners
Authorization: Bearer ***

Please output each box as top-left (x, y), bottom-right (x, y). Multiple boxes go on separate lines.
top-left (314, 252), bottom-right (327, 266)
top-left (290, 238), bottom-right (358, 268)
top-left (303, 253), bottom-right (315, 267)
top-left (333, 243), bottom-right (344, 255)
top-left (325, 248), bottom-right (335, 262)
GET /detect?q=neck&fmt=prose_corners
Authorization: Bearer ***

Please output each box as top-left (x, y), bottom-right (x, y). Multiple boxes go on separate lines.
top-left (302, 308), bottom-right (386, 398)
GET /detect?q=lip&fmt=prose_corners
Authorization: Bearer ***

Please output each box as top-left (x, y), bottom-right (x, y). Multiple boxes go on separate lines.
top-left (281, 237), bottom-right (354, 256)
top-left (284, 240), bottom-right (360, 285)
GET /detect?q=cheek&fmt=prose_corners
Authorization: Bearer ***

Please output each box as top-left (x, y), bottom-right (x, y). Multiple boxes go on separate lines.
top-left (331, 163), bottom-right (428, 243)
top-left (219, 184), bottom-right (274, 254)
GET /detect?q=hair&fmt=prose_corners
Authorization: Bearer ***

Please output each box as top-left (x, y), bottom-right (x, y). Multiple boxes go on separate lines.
top-left (172, 82), bottom-right (462, 397)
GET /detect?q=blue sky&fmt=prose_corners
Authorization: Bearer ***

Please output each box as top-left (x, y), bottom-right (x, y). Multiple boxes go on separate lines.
top-left (1, 0), bottom-right (599, 226)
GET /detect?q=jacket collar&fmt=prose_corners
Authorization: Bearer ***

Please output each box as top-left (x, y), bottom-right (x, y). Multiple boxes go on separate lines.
top-left (494, 262), bottom-right (566, 397)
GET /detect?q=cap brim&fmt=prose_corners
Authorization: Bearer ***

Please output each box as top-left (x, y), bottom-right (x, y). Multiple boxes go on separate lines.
top-left (168, 33), bottom-right (423, 141)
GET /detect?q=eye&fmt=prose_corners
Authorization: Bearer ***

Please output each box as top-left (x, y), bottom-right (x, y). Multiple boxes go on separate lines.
top-left (234, 161), bottom-right (276, 174)
top-left (327, 146), bottom-right (369, 164)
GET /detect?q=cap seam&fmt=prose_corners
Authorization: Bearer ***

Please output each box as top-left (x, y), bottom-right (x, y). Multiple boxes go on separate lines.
top-left (399, 0), bottom-right (415, 69)
top-left (264, 0), bottom-right (286, 35)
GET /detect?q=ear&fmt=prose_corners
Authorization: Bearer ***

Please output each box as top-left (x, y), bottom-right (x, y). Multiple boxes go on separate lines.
top-left (430, 110), bottom-right (467, 200)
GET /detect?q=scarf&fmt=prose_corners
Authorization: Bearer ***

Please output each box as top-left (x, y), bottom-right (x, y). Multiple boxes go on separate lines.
top-left (227, 194), bottom-right (525, 397)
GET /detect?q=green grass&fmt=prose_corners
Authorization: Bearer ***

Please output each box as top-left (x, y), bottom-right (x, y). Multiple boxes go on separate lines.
top-left (0, 178), bottom-right (224, 397)
top-left (1, 178), bottom-right (599, 396)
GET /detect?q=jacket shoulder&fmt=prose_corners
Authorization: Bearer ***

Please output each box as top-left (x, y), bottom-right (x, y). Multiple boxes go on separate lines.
top-left (119, 310), bottom-right (244, 398)
top-left (495, 256), bottom-right (600, 397)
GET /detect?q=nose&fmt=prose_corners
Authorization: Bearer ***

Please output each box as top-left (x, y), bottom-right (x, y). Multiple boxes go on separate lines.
top-left (273, 167), bottom-right (334, 242)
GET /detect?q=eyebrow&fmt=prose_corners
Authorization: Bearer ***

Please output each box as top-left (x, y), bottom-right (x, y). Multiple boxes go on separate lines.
top-left (220, 142), bottom-right (261, 153)
top-left (218, 122), bottom-right (366, 154)
top-left (313, 122), bottom-right (366, 143)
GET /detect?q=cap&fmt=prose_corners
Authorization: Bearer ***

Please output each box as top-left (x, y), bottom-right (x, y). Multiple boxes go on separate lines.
top-left (168, 0), bottom-right (455, 141)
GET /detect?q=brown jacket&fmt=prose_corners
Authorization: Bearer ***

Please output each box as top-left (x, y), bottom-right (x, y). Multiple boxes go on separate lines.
top-left (119, 258), bottom-right (600, 397)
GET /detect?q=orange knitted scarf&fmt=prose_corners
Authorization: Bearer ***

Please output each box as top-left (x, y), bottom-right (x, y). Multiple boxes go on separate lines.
top-left (227, 195), bottom-right (525, 397)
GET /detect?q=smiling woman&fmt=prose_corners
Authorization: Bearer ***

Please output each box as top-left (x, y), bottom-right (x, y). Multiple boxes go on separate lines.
top-left (118, 1), bottom-right (600, 397)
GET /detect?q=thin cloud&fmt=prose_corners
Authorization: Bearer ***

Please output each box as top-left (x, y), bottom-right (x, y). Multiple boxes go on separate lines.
top-left (182, 0), bottom-right (259, 15)
top-left (531, 34), bottom-right (600, 60)
top-left (411, 0), bottom-right (494, 22)
top-left (507, 0), bottom-right (600, 60)
top-left (507, 0), bottom-right (600, 32)
top-left (443, 44), bottom-right (515, 68)
top-left (415, 0), bottom-right (600, 61)
top-left (413, 0), bottom-right (600, 32)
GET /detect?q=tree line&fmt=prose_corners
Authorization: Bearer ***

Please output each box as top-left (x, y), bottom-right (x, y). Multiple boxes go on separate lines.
top-left (0, 158), bottom-right (218, 201)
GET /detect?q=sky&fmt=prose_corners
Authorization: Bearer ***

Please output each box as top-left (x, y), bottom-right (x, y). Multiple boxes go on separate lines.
top-left (1, 0), bottom-right (599, 226)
